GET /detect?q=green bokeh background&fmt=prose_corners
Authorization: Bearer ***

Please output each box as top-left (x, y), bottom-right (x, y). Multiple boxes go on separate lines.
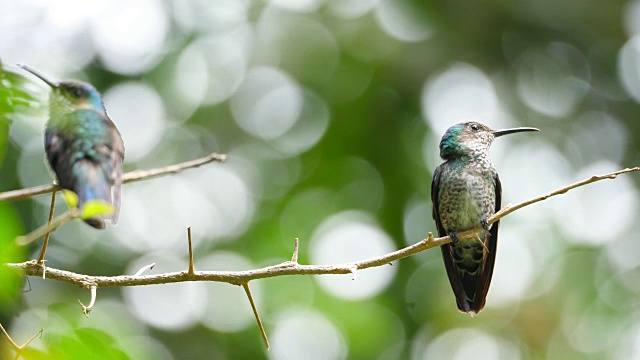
top-left (2, 1), bottom-right (640, 359)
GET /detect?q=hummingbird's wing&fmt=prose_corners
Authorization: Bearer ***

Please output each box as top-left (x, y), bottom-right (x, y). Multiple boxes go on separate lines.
top-left (431, 169), bottom-right (502, 314)
top-left (469, 173), bottom-right (501, 314)
top-left (431, 165), bottom-right (471, 313)
top-left (108, 118), bottom-right (124, 225)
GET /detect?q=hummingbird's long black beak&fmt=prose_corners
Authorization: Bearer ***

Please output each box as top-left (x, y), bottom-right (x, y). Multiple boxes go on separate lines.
top-left (492, 127), bottom-right (539, 137)
top-left (16, 64), bottom-right (58, 88)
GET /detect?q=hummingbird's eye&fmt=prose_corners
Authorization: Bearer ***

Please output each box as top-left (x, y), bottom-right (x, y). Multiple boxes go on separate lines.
top-left (470, 124), bottom-right (480, 131)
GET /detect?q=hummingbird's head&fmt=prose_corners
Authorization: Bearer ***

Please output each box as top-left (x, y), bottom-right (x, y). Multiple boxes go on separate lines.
top-left (17, 64), bottom-right (105, 112)
top-left (439, 122), bottom-right (539, 160)
top-left (54, 81), bottom-right (105, 111)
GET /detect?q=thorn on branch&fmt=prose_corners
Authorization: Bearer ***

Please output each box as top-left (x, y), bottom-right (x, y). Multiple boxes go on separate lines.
top-left (78, 285), bottom-right (97, 317)
top-left (187, 227), bottom-right (195, 276)
top-left (134, 263), bottom-right (156, 276)
top-left (241, 282), bottom-right (270, 350)
top-left (472, 233), bottom-right (490, 253)
top-left (40, 260), bottom-right (47, 279)
top-left (291, 238), bottom-right (299, 264)
top-left (349, 265), bottom-right (358, 280)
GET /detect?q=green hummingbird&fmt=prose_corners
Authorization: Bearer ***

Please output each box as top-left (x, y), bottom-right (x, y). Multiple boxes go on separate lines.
top-left (18, 65), bottom-right (124, 229)
top-left (431, 122), bottom-right (538, 315)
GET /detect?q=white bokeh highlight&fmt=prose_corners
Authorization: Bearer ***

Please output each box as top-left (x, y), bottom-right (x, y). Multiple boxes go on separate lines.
top-left (487, 222), bottom-right (535, 307)
top-left (375, 0), bottom-right (432, 43)
top-left (558, 161), bottom-right (639, 246)
top-left (422, 64), bottom-right (501, 135)
top-left (114, 165), bottom-right (254, 252)
top-left (103, 81), bottom-right (166, 161)
top-left (231, 67), bottom-right (303, 140)
top-left (124, 254), bottom-right (205, 330)
top-left (171, 0), bottom-right (249, 33)
top-left (199, 252), bottom-right (262, 332)
top-left (269, 0), bottom-right (325, 13)
top-left (271, 89), bottom-right (330, 156)
top-left (328, 0), bottom-right (380, 19)
top-left (419, 328), bottom-right (521, 360)
top-left (618, 35), bottom-right (640, 103)
top-left (516, 51), bottom-right (589, 118)
top-left (91, 0), bottom-right (168, 75)
top-left (270, 308), bottom-right (347, 360)
top-left (310, 211), bottom-right (397, 300)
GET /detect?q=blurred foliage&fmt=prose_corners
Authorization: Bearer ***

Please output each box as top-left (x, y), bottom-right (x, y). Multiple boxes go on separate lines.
top-left (1, 0), bottom-right (640, 359)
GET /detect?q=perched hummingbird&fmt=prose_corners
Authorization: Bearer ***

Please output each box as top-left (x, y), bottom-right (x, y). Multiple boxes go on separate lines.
top-left (431, 122), bottom-right (538, 315)
top-left (18, 65), bottom-right (124, 229)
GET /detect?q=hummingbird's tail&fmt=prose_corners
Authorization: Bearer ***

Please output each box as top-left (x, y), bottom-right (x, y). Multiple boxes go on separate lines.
top-left (75, 161), bottom-right (112, 230)
top-left (111, 154), bottom-right (123, 225)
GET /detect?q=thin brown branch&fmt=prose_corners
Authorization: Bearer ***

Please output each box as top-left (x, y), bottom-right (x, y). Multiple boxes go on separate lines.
top-left (0, 152), bottom-right (227, 202)
top-left (3, 167), bottom-right (639, 288)
top-left (242, 282), bottom-right (269, 350)
top-left (37, 191), bottom-right (56, 265)
top-left (0, 322), bottom-right (43, 353)
top-left (15, 209), bottom-right (78, 246)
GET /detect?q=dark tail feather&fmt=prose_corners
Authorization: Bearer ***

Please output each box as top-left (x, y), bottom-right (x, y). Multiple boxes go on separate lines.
top-left (75, 162), bottom-right (111, 230)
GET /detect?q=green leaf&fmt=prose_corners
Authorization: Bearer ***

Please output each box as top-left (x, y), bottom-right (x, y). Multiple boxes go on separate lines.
top-left (80, 200), bottom-right (115, 219)
top-left (62, 190), bottom-right (79, 208)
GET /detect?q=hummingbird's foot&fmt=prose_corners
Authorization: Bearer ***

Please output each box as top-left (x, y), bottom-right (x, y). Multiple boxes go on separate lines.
top-left (448, 231), bottom-right (460, 245)
top-left (480, 219), bottom-right (490, 231)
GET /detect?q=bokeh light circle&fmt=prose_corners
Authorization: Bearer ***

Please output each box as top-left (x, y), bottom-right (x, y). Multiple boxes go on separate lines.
top-left (231, 66), bottom-right (303, 140)
top-left (199, 252), bottom-right (262, 332)
top-left (422, 64), bottom-right (500, 135)
top-left (103, 81), bottom-right (166, 162)
top-left (124, 254), bottom-right (205, 330)
top-left (91, 0), bottom-right (168, 75)
top-left (310, 211), bottom-right (397, 300)
top-left (270, 308), bottom-right (347, 360)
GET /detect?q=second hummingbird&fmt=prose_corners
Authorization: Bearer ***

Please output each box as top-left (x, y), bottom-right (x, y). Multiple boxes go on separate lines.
top-left (19, 65), bottom-right (125, 229)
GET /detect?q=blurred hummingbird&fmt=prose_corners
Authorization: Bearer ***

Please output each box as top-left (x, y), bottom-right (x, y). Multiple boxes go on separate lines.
top-left (431, 122), bottom-right (538, 315)
top-left (18, 65), bottom-right (124, 229)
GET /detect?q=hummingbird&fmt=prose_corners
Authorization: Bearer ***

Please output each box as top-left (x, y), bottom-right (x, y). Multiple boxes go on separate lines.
top-left (18, 65), bottom-right (124, 229)
top-left (431, 122), bottom-right (538, 315)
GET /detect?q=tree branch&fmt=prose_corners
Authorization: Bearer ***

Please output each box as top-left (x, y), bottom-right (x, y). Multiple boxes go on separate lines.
top-left (5, 166), bottom-right (639, 288)
top-left (0, 152), bottom-right (227, 202)
top-left (0, 322), bottom-right (43, 355)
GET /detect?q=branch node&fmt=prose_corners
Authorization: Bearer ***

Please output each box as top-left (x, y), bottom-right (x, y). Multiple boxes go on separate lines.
top-left (241, 282), bottom-right (270, 350)
top-left (134, 263), bottom-right (156, 276)
top-left (78, 285), bottom-right (97, 317)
